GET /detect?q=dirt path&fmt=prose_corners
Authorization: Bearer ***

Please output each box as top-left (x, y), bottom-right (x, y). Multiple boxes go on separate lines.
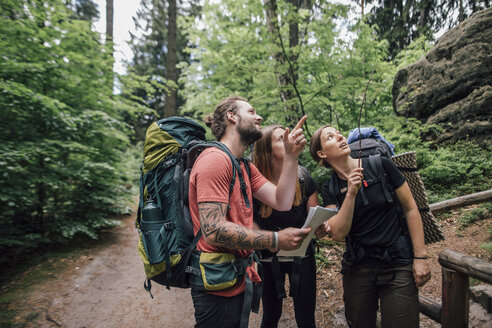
top-left (9, 214), bottom-right (196, 327)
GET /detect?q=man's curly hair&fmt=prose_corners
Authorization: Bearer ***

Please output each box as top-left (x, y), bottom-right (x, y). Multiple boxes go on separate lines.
top-left (204, 95), bottom-right (247, 141)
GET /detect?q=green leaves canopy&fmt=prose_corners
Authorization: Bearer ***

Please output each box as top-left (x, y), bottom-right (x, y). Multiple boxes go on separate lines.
top-left (0, 0), bottom-right (142, 262)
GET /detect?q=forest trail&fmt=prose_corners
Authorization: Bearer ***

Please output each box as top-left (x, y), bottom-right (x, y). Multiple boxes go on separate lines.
top-left (7, 212), bottom-right (298, 328)
top-left (10, 214), bottom-right (196, 327)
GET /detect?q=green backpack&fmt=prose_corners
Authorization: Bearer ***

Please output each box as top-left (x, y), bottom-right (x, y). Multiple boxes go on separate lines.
top-left (136, 116), bottom-right (253, 297)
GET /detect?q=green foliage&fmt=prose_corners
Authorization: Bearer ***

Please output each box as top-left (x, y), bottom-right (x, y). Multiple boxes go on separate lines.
top-left (364, 0), bottom-right (437, 59)
top-left (460, 202), bottom-right (492, 254)
top-left (180, 0), bottom-right (273, 120)
top-left (458, 207), bottom-right (488, 227)
top-left (455, 202), bottom-right (492, 242)
top-left (418, 142), bottom-right (491, 202)
top-left (483, 202), bottom-right (492, 213)
top-left (0, 0), bottom-right (149, 266)
top-left (393, 35), bottom-right (433, 69)
top-left (178, 0), bottom-right (490, 206)
top-left (480, 241), bottom-right (492, 252)
top-left (70, 0), bottom-right (100, 21)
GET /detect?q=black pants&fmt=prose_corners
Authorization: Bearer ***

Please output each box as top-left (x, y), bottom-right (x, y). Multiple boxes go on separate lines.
top-left (191, 289), bottom-right (244, 328)
top-left (260, 255), bottom-right (317, 328)
top-left (343, 264), bottom-right (419, 328)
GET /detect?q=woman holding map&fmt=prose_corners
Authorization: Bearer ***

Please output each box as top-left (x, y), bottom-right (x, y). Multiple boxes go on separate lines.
top-left (252, 124), bottom-right (319, 328)
top-left (309, 124), bottom-right (430, 328)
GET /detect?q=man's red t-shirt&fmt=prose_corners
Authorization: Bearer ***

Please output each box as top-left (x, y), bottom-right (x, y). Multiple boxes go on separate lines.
top-left (189, 147), bottom-right (268, 297)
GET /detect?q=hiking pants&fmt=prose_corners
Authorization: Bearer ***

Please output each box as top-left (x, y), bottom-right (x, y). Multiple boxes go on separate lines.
top-left (191, 289), bottom-right (243, 328)
top-left (260, 255), bottom-right (317, 328)
top-left (342, 264), bottom-right (418, 328)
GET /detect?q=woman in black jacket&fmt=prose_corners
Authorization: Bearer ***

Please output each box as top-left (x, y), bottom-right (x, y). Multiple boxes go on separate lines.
top-left (310, 125), bottom-right (431, 328)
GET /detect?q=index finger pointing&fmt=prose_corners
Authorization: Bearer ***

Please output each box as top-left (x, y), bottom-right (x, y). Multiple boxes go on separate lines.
top-left (293, 115), bottom-right (307, 131)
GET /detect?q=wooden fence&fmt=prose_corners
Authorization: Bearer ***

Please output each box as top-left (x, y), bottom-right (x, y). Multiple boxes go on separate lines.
top-left (419, 189), bottom-right (492, 327)
top-left (419, 250), bottom-right (492, 327)
top-left (429, 189), bottom-right (492, 214)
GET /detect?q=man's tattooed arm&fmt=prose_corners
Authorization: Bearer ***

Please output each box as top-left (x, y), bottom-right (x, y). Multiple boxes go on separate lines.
top-left (198, 202), bottom-right (274, 250)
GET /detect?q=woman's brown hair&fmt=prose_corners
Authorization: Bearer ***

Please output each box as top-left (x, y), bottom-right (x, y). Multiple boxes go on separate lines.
top-left (309, 124), bottom-right (332, 169)
top-left (253, 125), bottom-right (302, 218)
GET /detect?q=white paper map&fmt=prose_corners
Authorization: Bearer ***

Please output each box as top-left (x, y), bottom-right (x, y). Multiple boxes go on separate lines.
top-left (277, 206), bottom-right (338, 257)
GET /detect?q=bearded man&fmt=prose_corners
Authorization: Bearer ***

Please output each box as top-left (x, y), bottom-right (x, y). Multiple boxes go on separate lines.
top-left (188, 95), bottom-right (311, 328)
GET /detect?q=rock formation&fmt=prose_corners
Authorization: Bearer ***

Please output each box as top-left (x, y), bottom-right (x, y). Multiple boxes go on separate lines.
top-left (392, 7), bottom-right (492, 147)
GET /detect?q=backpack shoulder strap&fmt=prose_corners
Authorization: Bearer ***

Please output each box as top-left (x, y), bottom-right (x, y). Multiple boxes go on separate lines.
top-left (208, 141), bottom-right (251, 209)
top-left (137, 165), bottom-right (145, 226)
top-left (328, 174), bottom-right (341, 209)
top-left (298, 165), bottom-right (308, 200)
top-left (240, 157), bottom-right (251, 180)
top-left (368, 154), bottom-right (393, 203)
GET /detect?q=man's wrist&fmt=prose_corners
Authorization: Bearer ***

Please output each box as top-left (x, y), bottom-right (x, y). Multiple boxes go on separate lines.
top-left (272, 231), bottom-right (278, 248)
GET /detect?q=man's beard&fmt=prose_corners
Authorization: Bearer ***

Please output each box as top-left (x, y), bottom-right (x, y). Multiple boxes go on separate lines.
top-left (237, 116), bottom-right (262, 146)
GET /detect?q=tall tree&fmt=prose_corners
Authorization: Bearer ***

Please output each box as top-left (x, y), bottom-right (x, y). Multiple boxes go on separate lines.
top-left (106, 0), bottom-right (113, 43)
top-left (263, 0), bottom-right (304, 125)
top-left (106, 0), bottom-right (114, 92)
top-left (128, 0), bottom-right (199, 121)
top-left (164, 0), bottom-right (177, 117)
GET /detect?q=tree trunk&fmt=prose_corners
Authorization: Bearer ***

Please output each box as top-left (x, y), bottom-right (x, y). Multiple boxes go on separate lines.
top-left (264, 0), bottom-right (298, 125)
top-left (288, 0), bottom-right (299, 81)
top-left (419, 8), bottom-right (426, 27)
top-left (397, 0), bottom-right (405, 51)
top-left (106, 0), bottom-right (114, 90)
top-left (164, 0), bottom-right (177, 117)
top-left (459, 0), bottom-right (464, 22)
top-left (106, 0), bottom-right (113, 43)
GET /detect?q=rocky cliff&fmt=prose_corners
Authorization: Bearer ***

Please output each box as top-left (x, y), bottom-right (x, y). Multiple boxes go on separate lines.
top-left (392, 7), bottom-right (491, 147)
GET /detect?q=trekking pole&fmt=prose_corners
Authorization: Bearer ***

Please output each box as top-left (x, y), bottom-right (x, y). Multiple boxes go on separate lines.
top-left (357, 67), bottom-right (377, 168)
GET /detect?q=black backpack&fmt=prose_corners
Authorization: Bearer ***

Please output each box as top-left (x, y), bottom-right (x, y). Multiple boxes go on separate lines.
top-left (136, 116), bottom-right (251, 296)
top-left (331, 126), bottom-right (444, 245)
top-left (349, 138), bottom-right (393, 159)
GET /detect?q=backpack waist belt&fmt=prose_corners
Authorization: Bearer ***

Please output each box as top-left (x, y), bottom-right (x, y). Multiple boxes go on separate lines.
top-left (343, 235), bottom-right (412, 274)
top-left (188, 251), bottom-right (262, 328)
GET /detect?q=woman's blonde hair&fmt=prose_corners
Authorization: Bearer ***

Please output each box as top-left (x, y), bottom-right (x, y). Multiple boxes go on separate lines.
top-left (253, 125), bottom-right (302, 218)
